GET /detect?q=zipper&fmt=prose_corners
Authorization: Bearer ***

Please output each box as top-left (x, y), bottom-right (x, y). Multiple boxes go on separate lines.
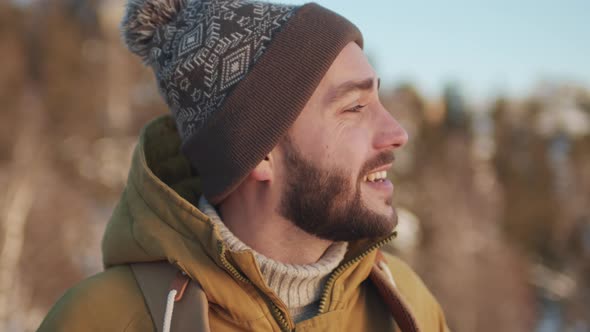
top-left (217, 241), bottom-right (250, 283)
top-left (217, 240), bottom-right (293, 332)
top-left (271, 302), bottom-right (293, 332)
top-left (317, 231), bottom-right (397, 314)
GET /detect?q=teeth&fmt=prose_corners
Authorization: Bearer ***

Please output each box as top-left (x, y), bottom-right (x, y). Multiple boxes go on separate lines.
top-left (364, 170), bottom-right (388, 182)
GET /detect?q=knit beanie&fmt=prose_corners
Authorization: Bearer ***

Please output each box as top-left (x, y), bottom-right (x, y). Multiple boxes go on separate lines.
top-left (121, 0), bottom-right (363, 204)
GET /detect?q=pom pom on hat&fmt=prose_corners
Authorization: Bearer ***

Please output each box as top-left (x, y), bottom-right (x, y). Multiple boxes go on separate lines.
top-left (121, 0), bottom-right (187, 64)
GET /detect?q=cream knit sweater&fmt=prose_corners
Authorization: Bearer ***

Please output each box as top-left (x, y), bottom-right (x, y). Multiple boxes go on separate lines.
top-left (198, 196), bottom-right (347, 323)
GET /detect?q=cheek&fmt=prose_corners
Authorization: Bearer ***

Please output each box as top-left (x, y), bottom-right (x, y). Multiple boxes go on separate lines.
top-left (325, 126), bottom-right (372, 172)
top-left (293, 113), bottom-right (373, 172)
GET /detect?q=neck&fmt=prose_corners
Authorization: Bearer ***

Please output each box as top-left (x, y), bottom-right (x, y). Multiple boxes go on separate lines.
top-left (217, 181), bottom-right (332, 265)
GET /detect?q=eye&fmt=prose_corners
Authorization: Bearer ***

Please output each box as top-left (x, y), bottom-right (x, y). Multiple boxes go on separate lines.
top-left (345, 104), bottom-right (367, 113)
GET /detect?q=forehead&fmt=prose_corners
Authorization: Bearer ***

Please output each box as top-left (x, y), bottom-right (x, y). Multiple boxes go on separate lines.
top-left (320, 42), bottom-right (376, 91)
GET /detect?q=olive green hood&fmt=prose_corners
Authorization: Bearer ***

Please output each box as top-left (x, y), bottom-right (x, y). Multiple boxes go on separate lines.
top-left (102, 115), bottom-right (211, 269)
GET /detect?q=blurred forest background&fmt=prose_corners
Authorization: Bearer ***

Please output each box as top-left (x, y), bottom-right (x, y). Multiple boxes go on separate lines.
top-left (0, 1), bottom-right (589, 331)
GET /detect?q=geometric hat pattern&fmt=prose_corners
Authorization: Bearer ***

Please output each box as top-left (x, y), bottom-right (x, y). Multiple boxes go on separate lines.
top-left (122, 0), bottom-right (297, 139)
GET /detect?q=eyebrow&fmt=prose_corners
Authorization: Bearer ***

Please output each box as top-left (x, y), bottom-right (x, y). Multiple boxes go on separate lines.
top-left (325, 77), bottom-right (380, 106)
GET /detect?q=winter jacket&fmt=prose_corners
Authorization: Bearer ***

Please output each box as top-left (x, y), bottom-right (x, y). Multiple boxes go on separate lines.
top-left (38, 115), bottom-right (450, 332)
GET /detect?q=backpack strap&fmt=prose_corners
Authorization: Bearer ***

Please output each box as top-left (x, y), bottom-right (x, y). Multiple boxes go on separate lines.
top-left (369, 251), bottom-right (421, 332)
top-left (130, 262), bottom-right (211, 332)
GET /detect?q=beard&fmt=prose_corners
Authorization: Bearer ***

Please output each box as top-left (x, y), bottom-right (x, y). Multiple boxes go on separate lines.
top-left (277, 135), bottom-right (397, 242)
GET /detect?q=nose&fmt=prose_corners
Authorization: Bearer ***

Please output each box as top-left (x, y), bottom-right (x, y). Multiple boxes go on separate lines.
top-left (373, 103), bottom-right (408, 150)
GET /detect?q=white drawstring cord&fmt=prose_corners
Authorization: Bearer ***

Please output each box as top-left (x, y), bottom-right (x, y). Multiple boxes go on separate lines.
top-left (378, 261), bottom-right (397, 289)
top-left (163, 289), bottom-right (178, 332)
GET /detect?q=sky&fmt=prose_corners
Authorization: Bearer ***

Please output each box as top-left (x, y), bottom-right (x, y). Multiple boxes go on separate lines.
top-left (290, 0), bottom-right (590, 100)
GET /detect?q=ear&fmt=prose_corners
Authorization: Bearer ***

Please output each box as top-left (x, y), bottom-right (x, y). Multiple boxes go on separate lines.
top-left (250, 154), bottom-right (273, 182)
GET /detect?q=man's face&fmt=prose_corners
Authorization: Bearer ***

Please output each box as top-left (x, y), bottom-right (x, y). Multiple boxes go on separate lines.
top-left (275, 42), bottom-right (408, 242)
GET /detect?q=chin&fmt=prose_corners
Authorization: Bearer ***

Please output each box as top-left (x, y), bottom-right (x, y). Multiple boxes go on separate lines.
top-left (365, 198), bottom-right (394, 216)
top-left (381, 203), bottom-right (399, 224)
top-left (384, 208), bottom-right (398, 225)
top-left (369, 204), bottom-right (398, 230)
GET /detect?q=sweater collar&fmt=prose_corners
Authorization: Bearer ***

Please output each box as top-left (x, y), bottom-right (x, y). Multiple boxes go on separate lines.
top-left (198, 196), bottom-right (347, 310)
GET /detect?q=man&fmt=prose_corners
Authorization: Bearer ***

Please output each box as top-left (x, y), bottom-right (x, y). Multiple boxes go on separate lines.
top-left (39, 0), bottom-right (449, 331)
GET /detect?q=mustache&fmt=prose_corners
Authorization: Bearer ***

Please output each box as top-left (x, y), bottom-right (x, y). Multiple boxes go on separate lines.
top-left (359, 151), bottom-right (395, 177)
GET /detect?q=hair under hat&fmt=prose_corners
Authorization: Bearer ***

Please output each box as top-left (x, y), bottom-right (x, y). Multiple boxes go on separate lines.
top-left (121, 0), bottom-right (363, 204)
